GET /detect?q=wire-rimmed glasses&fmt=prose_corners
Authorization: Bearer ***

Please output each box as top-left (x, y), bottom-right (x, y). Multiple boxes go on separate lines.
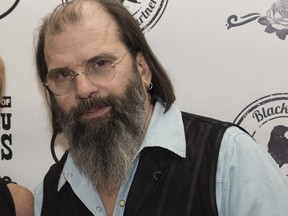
top-left (43, 48), bottom-right (132, 96)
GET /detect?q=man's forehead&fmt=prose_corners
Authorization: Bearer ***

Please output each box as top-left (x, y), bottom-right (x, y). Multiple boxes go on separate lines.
top-left (82, 2), bottom-right (110, 23)
top-left (44, 9), bottom-right (120, 67)
top-left (79, 2), bottom-right (119, 35)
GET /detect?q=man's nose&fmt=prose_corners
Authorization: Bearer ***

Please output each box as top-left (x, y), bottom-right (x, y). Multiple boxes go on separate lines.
top-left (74, 73), bottom-right (99, 99)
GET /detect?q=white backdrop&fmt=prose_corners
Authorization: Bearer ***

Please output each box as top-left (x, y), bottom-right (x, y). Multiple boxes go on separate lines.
top-left (0, 0), bottom-right (287, 191)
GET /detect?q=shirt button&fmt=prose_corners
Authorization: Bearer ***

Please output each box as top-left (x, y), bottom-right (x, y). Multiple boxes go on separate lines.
top-left (119, 200), bottom-right (126, 207)
top-left (66, 173), bottom-right (73, 178)
top-left (96, 206), bottom-right (102, 212)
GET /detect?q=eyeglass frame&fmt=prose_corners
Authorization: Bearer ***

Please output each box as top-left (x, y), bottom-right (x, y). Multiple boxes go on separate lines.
top-left (42, 47), bottom-right (132, 96)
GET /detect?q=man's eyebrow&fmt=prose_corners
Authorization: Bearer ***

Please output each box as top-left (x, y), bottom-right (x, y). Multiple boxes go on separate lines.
top-left (83, 52), bottom-right (117, 65)
top-left (48, 66), bottom-right (71, 74)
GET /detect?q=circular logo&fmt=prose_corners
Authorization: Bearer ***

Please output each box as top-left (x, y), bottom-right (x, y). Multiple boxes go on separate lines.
top-left (234, 93), bottom-right (288, 176)
top-left (122, 0), bottom-right (169, 33)
top-left (0, 0), bottom-right (20, 20)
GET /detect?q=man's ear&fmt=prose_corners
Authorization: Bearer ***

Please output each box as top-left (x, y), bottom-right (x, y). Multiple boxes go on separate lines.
top-left (136, 52), bottom-right (152, 86)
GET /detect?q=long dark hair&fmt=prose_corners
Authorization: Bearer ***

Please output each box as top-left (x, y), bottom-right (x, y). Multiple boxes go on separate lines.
top-left (35, 0), bottom-right (175, 134)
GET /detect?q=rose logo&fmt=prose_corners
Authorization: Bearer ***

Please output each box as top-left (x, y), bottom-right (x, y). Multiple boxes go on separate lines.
top-left (227, 0), bottom-right (288, 40)
top-left (258, 0), bottom-right (288, 40)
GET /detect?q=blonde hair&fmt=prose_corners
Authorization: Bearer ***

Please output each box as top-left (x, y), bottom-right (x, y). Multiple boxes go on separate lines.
top-left (0, 57), bottom-right (5, 97)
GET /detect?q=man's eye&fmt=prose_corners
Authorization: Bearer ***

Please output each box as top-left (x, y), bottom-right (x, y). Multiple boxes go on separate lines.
top-left (48, 70), bottom-right (72, 81)
top-left (91, 59), bottom-right (112, 69)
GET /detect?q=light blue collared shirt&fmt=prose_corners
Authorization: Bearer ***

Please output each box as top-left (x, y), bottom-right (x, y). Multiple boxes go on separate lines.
top-left (34, 102), bottom-right (288, 215)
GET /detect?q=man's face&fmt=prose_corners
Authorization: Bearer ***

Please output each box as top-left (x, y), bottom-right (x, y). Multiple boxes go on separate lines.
top-left (44, 3), bottom-right (151, 116)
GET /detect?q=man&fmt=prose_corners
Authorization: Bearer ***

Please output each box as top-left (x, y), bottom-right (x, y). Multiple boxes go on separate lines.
top-left (0, 57), bottom-right (34, 216)
top-left (34, 0), bottom-right (288, 215)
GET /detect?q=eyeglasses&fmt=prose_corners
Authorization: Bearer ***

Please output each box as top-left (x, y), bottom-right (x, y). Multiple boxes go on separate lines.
top-left (43, 48), bottom-right (132, 96)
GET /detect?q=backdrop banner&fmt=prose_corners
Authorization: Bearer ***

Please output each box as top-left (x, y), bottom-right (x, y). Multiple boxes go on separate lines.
top-left (0, 0), bottom-right (287, 191)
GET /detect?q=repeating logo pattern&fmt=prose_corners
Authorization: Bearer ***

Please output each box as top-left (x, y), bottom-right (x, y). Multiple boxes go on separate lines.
top-left (234, 93), bottom-right (288, 176)
top-left (227, 0), bottom-right (288, 40)
top-left (122, 0), bottom-right (168, 33)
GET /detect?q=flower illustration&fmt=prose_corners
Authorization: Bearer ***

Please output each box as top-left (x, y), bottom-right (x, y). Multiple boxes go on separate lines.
top-left (258, 0), bottom-right (288, 40)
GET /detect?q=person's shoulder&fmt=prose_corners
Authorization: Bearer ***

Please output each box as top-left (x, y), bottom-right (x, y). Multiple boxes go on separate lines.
top-left (7, 183), bottom-right (34, 216)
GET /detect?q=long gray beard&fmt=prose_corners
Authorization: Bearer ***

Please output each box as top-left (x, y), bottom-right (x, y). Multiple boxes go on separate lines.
top-left (57, 71), bottom-right (146, 193)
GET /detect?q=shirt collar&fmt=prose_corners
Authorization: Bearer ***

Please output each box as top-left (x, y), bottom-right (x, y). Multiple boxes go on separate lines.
top-left (139, 101), bottom-right (186, 157)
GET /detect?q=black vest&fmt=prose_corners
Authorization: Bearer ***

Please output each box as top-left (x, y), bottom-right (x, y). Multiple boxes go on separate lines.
top-left (41, 112), bottom-right (232, 216)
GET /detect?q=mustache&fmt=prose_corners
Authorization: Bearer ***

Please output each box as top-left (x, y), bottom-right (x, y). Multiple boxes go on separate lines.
top-left (69, 96), bottom-right (118, 119)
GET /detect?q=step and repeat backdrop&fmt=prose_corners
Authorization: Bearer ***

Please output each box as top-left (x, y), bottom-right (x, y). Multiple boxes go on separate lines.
top-left (0, 0), bottom-right (288, 191)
